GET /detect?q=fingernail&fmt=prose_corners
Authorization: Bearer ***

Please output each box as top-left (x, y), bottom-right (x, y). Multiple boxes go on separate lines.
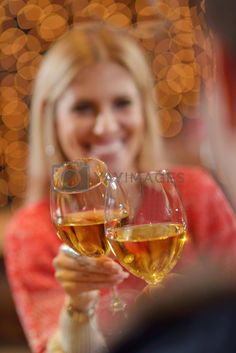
top-left (114, 271), bottom-right (129, 279)
top-left (122, 272), bottom-right (129, 278)
top-left (104, 262), bottom-right (121, 271)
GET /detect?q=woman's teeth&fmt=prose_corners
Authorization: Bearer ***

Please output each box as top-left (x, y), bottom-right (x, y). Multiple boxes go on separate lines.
top-left (91, 141), bottom-right (122, 155)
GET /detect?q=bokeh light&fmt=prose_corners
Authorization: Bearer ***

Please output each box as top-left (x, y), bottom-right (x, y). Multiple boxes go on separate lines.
top-left (17, 4), bottom-right (43, 30)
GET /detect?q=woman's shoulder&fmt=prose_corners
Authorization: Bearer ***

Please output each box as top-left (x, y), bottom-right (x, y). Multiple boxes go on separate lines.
top-left (3, 197), bottom-right (60, 260)
top-left (4, 198), bottom-right (51, 236)
top-left (170, 165), bottom-right (211, 181)
top-left (169, 165), bottom-right (218, 192)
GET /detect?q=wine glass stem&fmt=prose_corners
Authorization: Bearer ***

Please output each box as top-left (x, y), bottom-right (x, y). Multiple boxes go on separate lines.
top-left (110, 285), bottom-right (127, 314)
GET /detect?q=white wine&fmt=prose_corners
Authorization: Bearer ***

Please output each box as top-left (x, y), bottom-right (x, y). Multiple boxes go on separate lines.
top-left (55, 210), bottom-right (109, 257)
top-left (106, 223), bottom-right (187, 284)
top-left (55, 210), bottom-right (129, 257)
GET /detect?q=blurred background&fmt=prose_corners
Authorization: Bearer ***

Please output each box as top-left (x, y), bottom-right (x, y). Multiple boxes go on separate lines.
top-left (0, 0), bottom-right (212, 352)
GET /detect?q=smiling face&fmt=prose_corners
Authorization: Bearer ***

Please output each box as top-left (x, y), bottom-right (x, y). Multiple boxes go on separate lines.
top-left (55, 61), bottom-right (144, 174)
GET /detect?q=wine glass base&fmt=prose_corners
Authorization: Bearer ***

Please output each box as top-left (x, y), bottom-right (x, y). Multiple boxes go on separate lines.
top-left (110, 296), bottom-right (127, 314)
top-left (109, 286), bottom-right (127, 314)
top-left (98, 288), bottom-right (140, 339)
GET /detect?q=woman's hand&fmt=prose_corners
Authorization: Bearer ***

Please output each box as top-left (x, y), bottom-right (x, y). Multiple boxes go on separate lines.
top-left (53, 245), bottom-right (129, 308)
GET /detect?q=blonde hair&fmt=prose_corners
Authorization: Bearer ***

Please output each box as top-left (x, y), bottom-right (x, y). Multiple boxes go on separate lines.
top-left (27, 21), bottom-right (164, 203)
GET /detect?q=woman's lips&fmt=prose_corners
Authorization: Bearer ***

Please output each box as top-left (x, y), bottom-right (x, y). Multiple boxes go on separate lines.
top-left (89, 140), bottom-right (123, 159)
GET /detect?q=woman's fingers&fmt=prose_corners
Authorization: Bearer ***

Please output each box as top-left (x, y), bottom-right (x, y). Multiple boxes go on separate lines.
top-left (53, 252), bottom-right (125, 276)
top-left (53, 251), bottom-right (129, 295)
top-left (55, 268), bottom-right (128, 284)
top-left (61, 280), bottom-right (118, 295)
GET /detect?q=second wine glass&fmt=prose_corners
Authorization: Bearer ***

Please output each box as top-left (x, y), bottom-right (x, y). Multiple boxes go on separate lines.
top-left (105, 170), bottom-right (188, 287)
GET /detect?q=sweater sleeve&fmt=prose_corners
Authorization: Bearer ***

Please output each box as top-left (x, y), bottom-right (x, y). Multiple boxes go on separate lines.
top-left (3, 201), bottom-right (110, 353)
top-left (173, 167), bottom-right (236, 266)
top-left (3, 202), bottom-right (64, 353)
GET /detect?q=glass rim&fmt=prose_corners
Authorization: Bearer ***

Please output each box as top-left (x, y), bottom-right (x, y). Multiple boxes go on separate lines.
top-left (51, 157), bottom-right (109, 193)
top-left (52, 157), bottom-right (108, 170)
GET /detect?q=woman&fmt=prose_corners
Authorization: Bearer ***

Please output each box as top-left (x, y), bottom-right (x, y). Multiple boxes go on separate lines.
top-left (4, 22), bottom-right (236, 353)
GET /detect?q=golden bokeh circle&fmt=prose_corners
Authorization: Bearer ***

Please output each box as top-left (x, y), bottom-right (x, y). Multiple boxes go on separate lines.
top-left (38, 13), bottom-right (67, 41)
top-left (0, 53), bottom-right (17, 71)
top-left (17, 4), bottom-right (43, 29)
top-left (17, 51), bottom-right (42, 80)
top-left (4, 130), bottom-right (27, 142)
top-left (155, 80), bottom-right (182, 109)
top-left (166, 63), bottom-right (195, 93)
top-left (141, 37), bottom-right (156, 51)
top-left (171, 19), bottom-right (193, 34)
top-left (153, 52), bottom-right (180, 79)
top-left (173, 32), bottom-right (194, 48)
top-left (14, 74), bottom-right (33, 96)
top-left (2, 99), bottom-right (29, 130)
top-left (29, 0), bottom-right (50, 9)
top-left (175, 48), bottom-right (195, 63)
top-left (137, 6), bottom-right (159, 23)
top-left (41, 4), bottom-right (69, 22)
top-left (159, 109), bottom-right (183, 138)
top-left (106, 3), bottom-right (132, 19)
top-left (8, 0), bottom-right (25, 16)
top-left (155, 38), bottom-right (172, 55)
top-left (0, 28), bottom-right (26, 55)
top-left (8, 172), bottom-right (27, 198)
top-left (26, 34), bottom-right (42, 52)
top-left (106, 13), bottom-right (130, 27)
top-left (81, 3), bottom-right (106, 18)
top-left (1, 86), bottom-right (18, 102)
top-left (169, 6), bottom-right (191, 21)
top-left (155, 2), bottom-right (170, 18)
top-left (5, 141), bottom-right (28, 171)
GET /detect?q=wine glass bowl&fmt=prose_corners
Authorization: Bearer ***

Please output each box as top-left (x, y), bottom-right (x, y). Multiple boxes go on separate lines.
top-left (105, 171), bottom-right (187, 286)
top-left (51, 158), bottom-right (110, 257)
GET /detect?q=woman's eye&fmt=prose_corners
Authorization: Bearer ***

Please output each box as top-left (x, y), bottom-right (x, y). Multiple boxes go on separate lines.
top-left (114, 99), bottom-right (132, 109)
top-left (72, 103), bottom-right (95, 115)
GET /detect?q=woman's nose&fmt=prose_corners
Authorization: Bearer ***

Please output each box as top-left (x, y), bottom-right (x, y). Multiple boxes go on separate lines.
top-left (93, 110), bottom-right (119, 135)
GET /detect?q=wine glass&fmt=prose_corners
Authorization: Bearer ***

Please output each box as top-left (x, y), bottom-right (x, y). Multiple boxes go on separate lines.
top-left (104, 170), bottom-right (187, 287)
top-left (50, 157), bottom-right (126, 312)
